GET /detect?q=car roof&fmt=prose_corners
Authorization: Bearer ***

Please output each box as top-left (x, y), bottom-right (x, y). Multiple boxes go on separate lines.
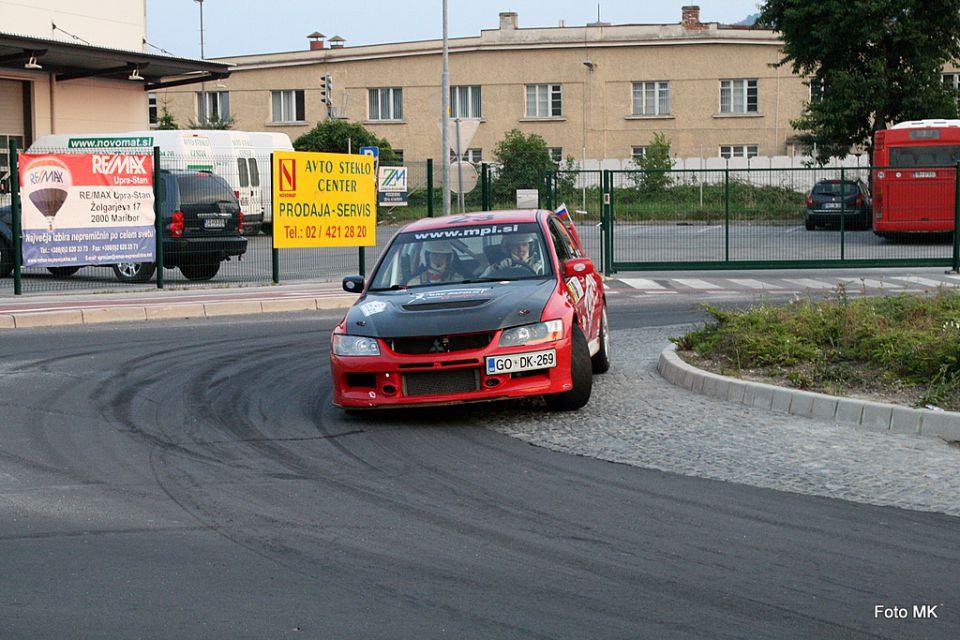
top-left (399, 209), bottom-right (547, 233)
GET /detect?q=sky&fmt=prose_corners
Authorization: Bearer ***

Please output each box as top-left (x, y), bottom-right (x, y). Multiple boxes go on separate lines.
top-left (146, 1), bottom-right (764, 60)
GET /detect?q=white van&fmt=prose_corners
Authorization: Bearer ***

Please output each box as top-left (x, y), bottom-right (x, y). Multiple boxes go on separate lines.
top-left (248, 132), bottom-right (294, 233)
top-left (121, 130), bottom-right (262, 235)
top-left (199, 131), bottom-right (264, 235)
top-left (29, 131), bottom-right (216, 172)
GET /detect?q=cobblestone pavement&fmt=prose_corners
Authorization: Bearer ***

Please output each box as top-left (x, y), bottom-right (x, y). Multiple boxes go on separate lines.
top-left (483, 325), bottom-right (960, 517)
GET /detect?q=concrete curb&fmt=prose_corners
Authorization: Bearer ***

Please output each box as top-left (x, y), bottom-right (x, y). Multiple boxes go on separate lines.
top-left (0, 295), bottom-right (357, 329)
top-left (657, 343), bottom-right (960, 442)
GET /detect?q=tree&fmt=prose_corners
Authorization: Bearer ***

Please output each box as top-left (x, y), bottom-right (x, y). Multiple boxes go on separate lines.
top-left (757, 1), bottom-right (960, 161)
top-left (186, 114), bottom-right (235, 130)
top-left (293, 119), bottom-right (398, 163)
top-left (155, 98), bottom-right (179, 130)
top-left (492, 129), bottom-right (555, 200)
top-left (634, 132), bottom-right (673, 193)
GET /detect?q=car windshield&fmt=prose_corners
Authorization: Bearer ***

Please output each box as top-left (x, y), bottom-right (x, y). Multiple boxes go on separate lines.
top-left (812, 181), bottom-right (860, 196)
top-left (368, 222), bottom-right (552, 290)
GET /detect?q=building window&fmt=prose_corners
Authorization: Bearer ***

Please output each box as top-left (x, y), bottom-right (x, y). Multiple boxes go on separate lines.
top-left (720, 79), bottom-right (758, 114)
top-left (720, 145), bottom-right (758, 159)
top-left (197, 90), bottom-right (230, 122)
top-left (944, 74), bottom-right (960, 106)
top-left (368, 87), bottom-right (403, 121)
top-left (548, 147), bottom-right (563, 163)
top-left (450, 148), bottom-right (482, 163)
top-left (148, 92), bottom-right (158, 125)
top-left (632, 146), bottom-right (648, 162)
top-left (631, 81), bottom-right (670, 116)
top-left (451, 85), bottom-right (482, 118)
top-left (271, 90), bottom-right (305, 123)
top-left (525, 84), bottom-right (563, 118)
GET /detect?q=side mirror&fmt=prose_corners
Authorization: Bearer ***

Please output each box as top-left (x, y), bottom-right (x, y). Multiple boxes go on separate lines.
top-left (342, 275), bottom-right (365, 293)
top-left (563, 258), bottom-right (594, 277)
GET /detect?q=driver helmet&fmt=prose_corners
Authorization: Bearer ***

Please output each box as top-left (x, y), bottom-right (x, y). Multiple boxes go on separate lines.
top-left (424, 240), bottom-right (454, 255)
top-left (503, 233), bottom-right (536, 248)
top-left (423, 240), bottom-right (454, 268)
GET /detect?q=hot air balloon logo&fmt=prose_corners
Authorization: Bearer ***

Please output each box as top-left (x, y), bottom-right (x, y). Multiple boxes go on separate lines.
top-left (23, 156), bottom-right (72, 231)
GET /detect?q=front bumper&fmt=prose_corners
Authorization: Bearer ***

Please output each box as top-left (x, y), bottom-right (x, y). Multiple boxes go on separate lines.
top-left (330, 332), bottom-right (573, 408)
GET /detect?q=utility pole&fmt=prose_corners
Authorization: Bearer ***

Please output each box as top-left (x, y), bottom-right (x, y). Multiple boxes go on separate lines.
top-left (441, 0), bottom-right (451, 216)
top-left (195, 0), bottom-right (206, 123)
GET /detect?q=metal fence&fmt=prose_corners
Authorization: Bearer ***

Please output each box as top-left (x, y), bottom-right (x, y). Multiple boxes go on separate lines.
top-left (544, 166), bottom-right (960, 274)
top-left (4, 147), bottom-right (960, 296)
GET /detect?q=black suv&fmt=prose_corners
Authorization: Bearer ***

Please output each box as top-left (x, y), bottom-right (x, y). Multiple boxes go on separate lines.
top-left (0, 170), bottom-right (247, 282)
top-left (804, 179), bottom-right (872, 231)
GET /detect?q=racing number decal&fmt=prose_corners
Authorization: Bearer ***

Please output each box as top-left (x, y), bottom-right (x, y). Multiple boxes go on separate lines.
top-left (449, 214), bottom-right (495, 224)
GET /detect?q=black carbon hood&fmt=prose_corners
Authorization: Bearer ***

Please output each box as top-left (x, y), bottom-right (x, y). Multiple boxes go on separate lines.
top-left (343, 279), bottom-right (557, 338)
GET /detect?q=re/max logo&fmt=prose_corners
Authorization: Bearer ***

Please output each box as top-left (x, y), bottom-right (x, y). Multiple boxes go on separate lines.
top-left (92, 155), bottom-right (147, 175)
top-left (279, 159), bottom-right (296, 192)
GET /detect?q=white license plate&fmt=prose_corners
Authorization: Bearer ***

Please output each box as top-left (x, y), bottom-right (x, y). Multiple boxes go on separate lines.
top-left (204, 218), bottom-right (226, 229)
top-left (824, 202), bottom-right (842, 209)
top-left (486, 349), bottom-right (557, 375)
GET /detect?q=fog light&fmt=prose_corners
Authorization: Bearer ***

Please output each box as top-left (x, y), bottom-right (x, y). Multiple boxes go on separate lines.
top-left (484, 378), bottom-right (501, 388)
top-left (382, 384), bottom-right (397, 395)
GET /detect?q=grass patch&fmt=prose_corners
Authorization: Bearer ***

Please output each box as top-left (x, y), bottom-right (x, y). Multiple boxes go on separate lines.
top-left (675, 286), bottom-right (960, 411)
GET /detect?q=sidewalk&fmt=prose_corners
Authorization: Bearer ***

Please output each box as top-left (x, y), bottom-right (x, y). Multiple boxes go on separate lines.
top-left (0, 281), bottom-right (357, 329)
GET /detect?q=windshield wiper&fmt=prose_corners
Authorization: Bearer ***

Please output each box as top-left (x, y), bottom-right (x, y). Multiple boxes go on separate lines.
top-left (367, 284), bottom-right (408, 291)
top-left (458, 277), bottom-right (506, 284)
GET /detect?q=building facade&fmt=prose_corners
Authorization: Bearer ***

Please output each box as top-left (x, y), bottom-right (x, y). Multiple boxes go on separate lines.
top-left (158, 7), bottom-right (814, 164)
top-left (0, 0), bottom-right (226, 159)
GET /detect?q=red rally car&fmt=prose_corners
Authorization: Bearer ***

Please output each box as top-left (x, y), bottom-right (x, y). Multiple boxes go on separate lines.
top-left (330, 210), bottom-right (609, 410)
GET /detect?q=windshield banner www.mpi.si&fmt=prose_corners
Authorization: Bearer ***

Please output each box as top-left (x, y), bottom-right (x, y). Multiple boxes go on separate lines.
top-left (18, 153), bottom-right (155, 268)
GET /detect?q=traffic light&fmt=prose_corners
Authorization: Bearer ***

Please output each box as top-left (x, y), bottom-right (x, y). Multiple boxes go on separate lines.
top-left (322, 74), bottom-right (333, 106)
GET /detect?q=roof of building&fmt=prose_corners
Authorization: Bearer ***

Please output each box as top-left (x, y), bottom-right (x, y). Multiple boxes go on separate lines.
top-left (210, 12), bottom-right (779, 71)
top-left (0, 31), bottom-right (231, 90)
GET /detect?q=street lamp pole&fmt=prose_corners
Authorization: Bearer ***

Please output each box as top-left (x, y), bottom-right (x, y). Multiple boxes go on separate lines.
top-left (195, 0), bottom-right (206, 124)
top-left (441, 0), bottom-right (451, 216)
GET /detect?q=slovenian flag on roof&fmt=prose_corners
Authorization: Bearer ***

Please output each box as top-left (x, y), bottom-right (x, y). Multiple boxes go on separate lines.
top-left (555, 202), bottom-right (570, 219)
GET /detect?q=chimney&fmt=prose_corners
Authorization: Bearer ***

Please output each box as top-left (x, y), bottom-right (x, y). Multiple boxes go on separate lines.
top-left (499, 12), bottom-right (518, 31)
top-left (682, 5), bottom-right (705, 30)
top-left (308, 32), bottom-right (326, 50)
top-left (329, 35), bottom-right (346, 49)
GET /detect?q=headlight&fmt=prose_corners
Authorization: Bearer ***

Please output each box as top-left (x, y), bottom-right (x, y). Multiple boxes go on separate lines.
top-left (332, 334), bottom-right (381, 356)
top-left (498, 320), bottom-right (563, 347)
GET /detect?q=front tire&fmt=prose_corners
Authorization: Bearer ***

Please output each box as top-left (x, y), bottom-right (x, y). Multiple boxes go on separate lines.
top-left (591, 307), bottom-right (611, 374)
top-left (112, 262), bottom-right (156, 283)
top-left (545, 325), bottom-right (593, 411)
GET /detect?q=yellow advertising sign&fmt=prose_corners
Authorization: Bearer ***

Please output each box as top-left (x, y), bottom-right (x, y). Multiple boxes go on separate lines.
top-left (272, 151), bottom-right (376, 248)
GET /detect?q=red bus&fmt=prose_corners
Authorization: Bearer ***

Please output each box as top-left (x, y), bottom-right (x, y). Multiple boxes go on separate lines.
top-left (873, 119), bottom-right (960, 237)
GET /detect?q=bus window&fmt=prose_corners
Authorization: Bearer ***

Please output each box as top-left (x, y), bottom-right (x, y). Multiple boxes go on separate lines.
top-left (889, 145), bottom-right (960, 168)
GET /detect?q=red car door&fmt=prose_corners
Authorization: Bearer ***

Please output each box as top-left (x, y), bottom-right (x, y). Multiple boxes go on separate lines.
top-left (547, 216), bottom-right (601, 342)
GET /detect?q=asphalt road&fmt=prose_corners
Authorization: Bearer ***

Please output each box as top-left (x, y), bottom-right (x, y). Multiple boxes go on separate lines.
top-left (0, 303), bottom-right (957, 639)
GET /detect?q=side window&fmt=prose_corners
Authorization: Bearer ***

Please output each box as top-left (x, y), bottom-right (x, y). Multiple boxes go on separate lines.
top-left (548, 220), bottom-right (574, 262)
top-left (248, 158), bottom-right (260, 187)
top-left (237, 158), bottom-right (249, 187)
top-left (158, 176), bottom-right (177, 217)
top-left (549, 218), bottom-right (580, 260)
